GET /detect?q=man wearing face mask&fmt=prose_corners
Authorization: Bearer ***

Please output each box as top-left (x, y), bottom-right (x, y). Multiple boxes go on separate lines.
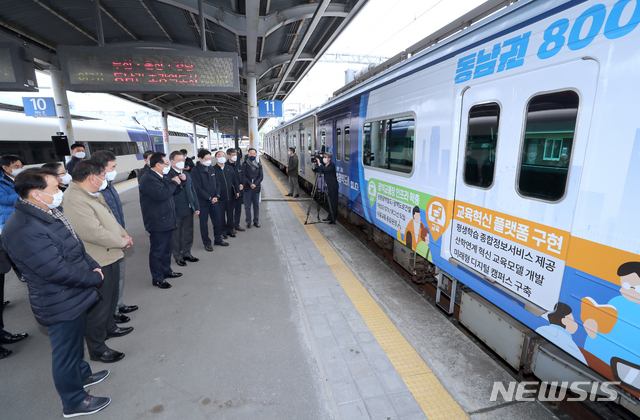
top-left (139, 153), bottom-right (183, 289)
top-left (0, 155), bottom-right (24, 230)
top-left (168, 151), bottom-right (200, 267)
top-left (213, 151), bottom-right (240, 239)
top-left (91, 151), bottom-right (138, 324)
top-left (191, 149), bottom-right (227, 251)
top-left (66, 143), bottom-right (86, 176)
top-left (242, 148), bottom-right (263, 229)
top-left (226, 148), bottom-right (245, 233)
top-left (312, 152), bottom-right (339, 224)
top-left (42, 162), bottom-right (73, 192)
top-left (2, 170), bottom-right (112, 418)
top-left (286, 147), bottom-right (299, 198)
top-left (62, 160), bottom-right (133, 363)
top-left (138, 150), bottom-right (154, 179)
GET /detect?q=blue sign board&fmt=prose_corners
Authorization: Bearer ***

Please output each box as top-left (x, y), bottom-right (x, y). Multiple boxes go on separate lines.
top-left (22, 97), bottom-right (56, 117)
top-left (258, 100), bottom-right (282, 118)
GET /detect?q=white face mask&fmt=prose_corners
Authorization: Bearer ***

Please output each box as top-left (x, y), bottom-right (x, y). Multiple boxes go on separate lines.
top-left (75, 152), bottom-right (86, 159)
top-left (105, 170), bottom-right (117, 182)
top-left (9, 167), bottom-right (24, 177)
top-left (217, 157), bottom-right (226, 164)
top-left (176, 161), bottom-right (185, 170)
top-left (203, 160), bottom-right (212, 166)
top-left (40, 190), bottom-right (64, 209)
top-left (162, 166), bottom-right (171, 175)
top-left (323, 158), bottom-right (328, 164)
top-left (230, 156), bottom-right (237, 162)
top-left (99, 178), bottom-right (108, 191)
top-left (60, 173), bottom-right (72, 185)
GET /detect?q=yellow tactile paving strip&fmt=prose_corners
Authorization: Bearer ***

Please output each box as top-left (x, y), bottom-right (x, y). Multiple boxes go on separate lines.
top-left (263, 162), bottom-right (469, 420)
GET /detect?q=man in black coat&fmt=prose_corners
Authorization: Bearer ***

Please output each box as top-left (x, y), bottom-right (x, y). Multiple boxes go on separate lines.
top-left (168, 151), bottom-right (200, 266)
top-left (0, 234), bottom-right (29, 359)
top-left (138, 153), bottom-right (183, 289)
top-left (213, 150), bottom-right (240, 238)
top-left (242, 148), bottom-right (263, 229)
top-left (66, 143), bottom-right (86, 176)
top-left (312, 152), bottom-right (339, 224)
top-left (179, 149), bottom-right (196, 173)
top-left (2, 170), bottom-right (111, 417)
top-left (227, 148), bottom-right (245, 232)
top-left (191, 149), bottom-right (228, 251)
top-left (137, 150), bottom-right (154, 180)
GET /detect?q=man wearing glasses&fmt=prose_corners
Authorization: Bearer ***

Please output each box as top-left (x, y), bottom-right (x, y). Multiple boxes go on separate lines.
top-left (138, 153), bottom-right (183, 289)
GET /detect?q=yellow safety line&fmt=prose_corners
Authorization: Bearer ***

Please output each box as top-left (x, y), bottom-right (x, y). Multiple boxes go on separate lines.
top-left (263, 162), bottom-right (468, 420)
top-left (114, 179), bottom-right (138, 190)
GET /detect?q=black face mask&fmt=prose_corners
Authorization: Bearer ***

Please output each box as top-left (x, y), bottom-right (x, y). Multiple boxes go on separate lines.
top-left (249, 156), bottom-right (256, 161)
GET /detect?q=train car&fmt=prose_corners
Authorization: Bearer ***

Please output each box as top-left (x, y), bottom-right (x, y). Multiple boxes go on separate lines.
top-left (0, 109), bottom-right (196, 182)
top-left (265, 0), bottom-right (640, 412)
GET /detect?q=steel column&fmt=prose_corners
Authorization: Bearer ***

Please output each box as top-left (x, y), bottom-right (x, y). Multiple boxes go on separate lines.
top-left (161, 110), bottom-right (170, 155)
top-left (49, 69), bottom-right (76, 150)
top-left (247, 74), bottom-right (260, 162)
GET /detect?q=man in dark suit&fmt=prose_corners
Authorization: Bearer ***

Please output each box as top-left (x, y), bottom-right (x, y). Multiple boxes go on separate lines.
top-left (138, 153), bottom-right (183, 289)
top-left (168, 151), bottom-right (200, 266)
top-left (312, 152), bottom-right (339, 224)
top-left (242, 148), bottom-right (263, 229)
top-left (191, 149), bottom-right (228, 251)
top-left (2, 170), bottom-right (111, 417)
top-left (137, 150), bottom-right (154, 180)
top-left (213, 150), bottom-right (239, 238)
top-left (66, 143), bottom-right (86, 175)
top-left (179, 149), bottom-right (196, 173)
top-left (227, 148), bottom-right (245, 233)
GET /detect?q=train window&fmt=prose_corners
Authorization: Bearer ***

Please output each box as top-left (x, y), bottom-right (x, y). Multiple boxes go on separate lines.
top-left (0, 141), bottom-right (58, 165)
top-left (300, 133), bottom-right (304, 155)
top-left (320, 130), bottom-right (326, 153)
top-left (344, 126), bottom-right (350, 162)
top-left (518, 91), bottom-right (578, 201)
top-left (308, 131), bottom-right (312, 155)
top-left (91, 141), bottom-right (140, 157)
top-left (292, 134), bottom-right (296, 149)
top-left (464, 103), bottom-right (500, 188)
top-left (336, 128), bottom-right (342, 160)
top-left (363, 116), bottom-right (414, 174)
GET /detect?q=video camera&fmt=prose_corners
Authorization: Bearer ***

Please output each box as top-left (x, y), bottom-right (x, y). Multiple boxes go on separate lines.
top-left (311, 150), bottom-right (324, 164)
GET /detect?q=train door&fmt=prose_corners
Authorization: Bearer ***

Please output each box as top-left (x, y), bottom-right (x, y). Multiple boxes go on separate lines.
top-left (448, 59), bottom-right (599, 313)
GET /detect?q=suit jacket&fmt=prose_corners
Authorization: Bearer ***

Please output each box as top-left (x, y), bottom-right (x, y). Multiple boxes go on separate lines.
top-left (168, 168), bottom-right (200, 218)
top-left (62, 181), bottom-right (128, 267)
top-left (288, 154), bottom-right (299, 175)
top-left (312, 161), bottom-right (338, 190)
top-left (138, 164), bottom-right (150, 179)
top-left (66, 156), bottom-right (82, 176)
top-left (139, 170), bottom-right (178, 232)
top-left (242, 161), bottom-right (264, 193)
top-left (228, 161), bottom-right (244, 196)
top-left (191, 162), bottom-right (220, 203)
top-left (213, 164), bottom-right (239, 202)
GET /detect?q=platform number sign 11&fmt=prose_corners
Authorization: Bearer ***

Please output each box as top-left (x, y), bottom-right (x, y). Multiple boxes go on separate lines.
top-left (22, 97), bottom-right (56, 117)
top-left (258, 100), bottom-right (283, 118)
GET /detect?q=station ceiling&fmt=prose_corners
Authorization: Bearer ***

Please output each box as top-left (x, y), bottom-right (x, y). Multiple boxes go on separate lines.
top-left (0, 0), bottom-right (368, 135)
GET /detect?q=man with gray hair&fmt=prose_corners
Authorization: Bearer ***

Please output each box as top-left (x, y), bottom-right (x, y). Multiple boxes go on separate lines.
top-left (312, 152), bottom-right (338, 224)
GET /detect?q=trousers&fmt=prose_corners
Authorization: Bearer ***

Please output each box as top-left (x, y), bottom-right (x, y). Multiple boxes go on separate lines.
top-left (198, 201), bottom-right (223, 246)
top-left (49, 314), bottom-right (92, 409)
top-left (149, 230), bottom-right (173, 284)
top-left (115, 258), bottom-right (126, 314)
top-left (172, 212), bottom-right (194, 261)
top-left (233, 192), bottom-right (243, 227)
top-left (85, 259), bottom-right (120, 356)
top-left (244, 189), bottom-right (260, 224)
top-left (220, 199), bottom-right (235, 235)
top-left (288, 175), bottom-right (299, 196)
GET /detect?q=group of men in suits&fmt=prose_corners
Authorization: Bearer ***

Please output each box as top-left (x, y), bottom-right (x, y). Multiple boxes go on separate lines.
top-left (138, 147), bottom-right (263, 289)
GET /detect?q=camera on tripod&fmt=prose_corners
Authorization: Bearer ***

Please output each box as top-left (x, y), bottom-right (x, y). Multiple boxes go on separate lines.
top-left (311, 150), bottom-right (324, 164)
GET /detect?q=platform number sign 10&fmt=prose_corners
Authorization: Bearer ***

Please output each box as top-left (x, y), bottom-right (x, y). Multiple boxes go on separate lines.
top-left (258, 100), bottom-right (283, 118)
top-left (22, 97), bottom-right (56, 117)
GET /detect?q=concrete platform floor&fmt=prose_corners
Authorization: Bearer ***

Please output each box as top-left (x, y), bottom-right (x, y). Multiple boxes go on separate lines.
top-left (0, 160), bottom-right (559, 420)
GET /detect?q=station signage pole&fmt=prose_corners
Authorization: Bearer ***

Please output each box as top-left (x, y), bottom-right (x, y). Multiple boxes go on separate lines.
top-left (49, 69), bottom-right (76, 154)
top-left (247, 75), bottom-right (260, 162)
top-left (161, 110), bottom-right (170, 155)
top-left (192, 121), bottom-right (198, 157)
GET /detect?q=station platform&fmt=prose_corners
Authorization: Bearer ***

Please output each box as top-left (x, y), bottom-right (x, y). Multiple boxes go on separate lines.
top-left (0, 160), bottom-right (559, 420)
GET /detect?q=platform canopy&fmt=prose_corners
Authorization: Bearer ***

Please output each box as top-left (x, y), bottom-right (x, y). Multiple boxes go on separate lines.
top-left (0, 0), bottom-right (368, 135)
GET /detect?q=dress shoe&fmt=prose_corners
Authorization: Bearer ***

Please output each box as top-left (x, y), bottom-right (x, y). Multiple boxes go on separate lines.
top-left (294, 194), bottom-right (300, 198)
top-left (83, 370), bottom-right (110, 388)
top-left (164, 272), bottom-right (182, 279)
top-left (119, 305), bottom-right (138, 314)
top-left (205, 245), bottom-right (213, 252)
top-left (0, 332), bottom-right (28, 345)
top-left (214, 241), bottom-right (229, 246)
top-left (322, 217), bottom-right (331, 222)
top-left (232, 229), bottom-right (237, 234)
top-left (235, 226), bottom-right (246, 232)
top-left (113, 313), bottom-right (130, 324)
top-left (106, 327), bottom-right (133, 339)
top-left (254, 222), bottom-right (261, 228)
top-left (246, 223), bottom-right (252, 229)
top-left (3, 300), bottom-right (9, 306)
top-left (0, 346), bottom-right (12, 359)
top-left (184, 255), bottom-right (199, 262)
top-left (176, 259), bottom-right (187, 267)
top-left (63, 395), bottom-right (111, 418)
top-left (329, 221), bottom-right (337, 225)
top-left (89, 349), bottom-right (125, 363)
top-left (153, 281), bottom-right (172, 289)
top-left (285, 193), bottom-right (293, 196)
top-left (227, 233), bottom-right (237, 238)
top-left (222, 234), bottom-right (228, 239)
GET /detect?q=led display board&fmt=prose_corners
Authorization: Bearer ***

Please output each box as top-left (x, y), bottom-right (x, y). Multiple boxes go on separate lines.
top-left (0, 43), bottom-right (38, 92)
top-left (58, 46), bottom-right (239, 93)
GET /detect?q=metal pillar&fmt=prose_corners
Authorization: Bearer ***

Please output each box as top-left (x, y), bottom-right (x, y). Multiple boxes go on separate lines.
top-left (207, 127), bottom-right (211, 150)
top-left (192, 121), bottom-right (198, 157)
top-left (198, 0), bottom-right (207, 52)
top-left (233, 116), bottom-right (238, 150)
top-left (247, 74), bottom-right (260, 162)
top-left (94, 0), bottom-right (105, 47)
top-left (50, 69), bottom-right (75, 150)
top-left (161, 110), bottom-right (170, 155)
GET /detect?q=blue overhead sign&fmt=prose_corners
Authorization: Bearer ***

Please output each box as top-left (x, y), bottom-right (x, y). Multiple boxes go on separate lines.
top-left (258, 100), bottom-right (282, 118)
top-left (22, 97), bottom-right (56, 117)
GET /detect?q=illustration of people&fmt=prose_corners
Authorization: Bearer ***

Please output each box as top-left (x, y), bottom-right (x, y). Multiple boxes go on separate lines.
top-left (581, 261), bottom-right (640, 393)
top-left (404, 206), bottom-right (429, 251)
top-left (536, 302), bottom-right (587, 364)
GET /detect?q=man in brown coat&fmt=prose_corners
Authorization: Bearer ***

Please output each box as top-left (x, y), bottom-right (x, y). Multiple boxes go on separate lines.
top-left (62, 160), bottom-right (133, 363)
